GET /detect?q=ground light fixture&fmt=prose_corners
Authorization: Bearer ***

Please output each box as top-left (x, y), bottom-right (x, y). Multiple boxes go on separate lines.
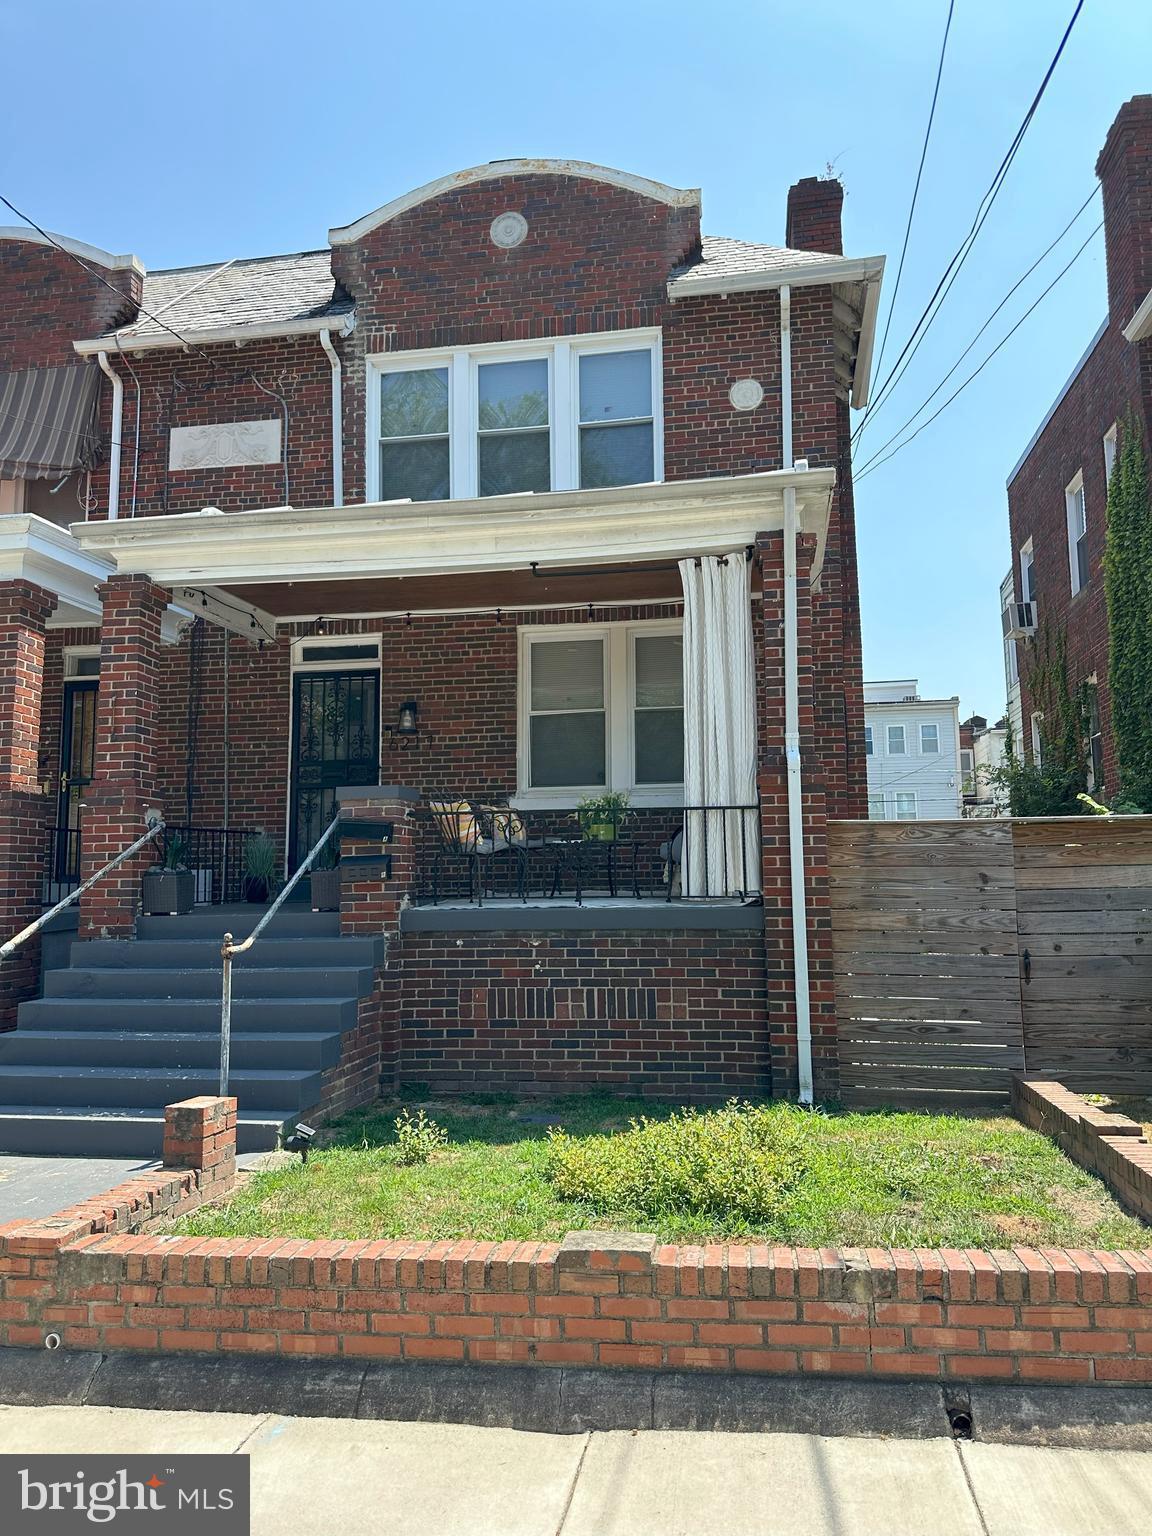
top-left (284, 1122), bottom-right (317, 1163)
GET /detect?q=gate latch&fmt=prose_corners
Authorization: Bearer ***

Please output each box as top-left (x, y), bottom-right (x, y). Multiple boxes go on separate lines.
top-left (1022, 948), bottom-right (1031, 985)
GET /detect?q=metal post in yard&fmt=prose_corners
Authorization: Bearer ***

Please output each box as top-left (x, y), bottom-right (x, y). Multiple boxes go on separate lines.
top-left (219, 932), bottom-right (234, 1095)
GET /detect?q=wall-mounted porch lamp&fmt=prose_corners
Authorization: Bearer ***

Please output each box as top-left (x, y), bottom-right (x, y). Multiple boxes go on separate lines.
top-left (385, 699), bottom-right (422, 749)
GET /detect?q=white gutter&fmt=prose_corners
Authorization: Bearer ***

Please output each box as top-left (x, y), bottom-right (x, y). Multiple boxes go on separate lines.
top-left (74, 313), bottom-right (354, 357)
top-left (318, 328), bottom-right (344, 507)
top-left (779, 283), bottom-right (814, 1105)
top-left (96, 352), bottom-right (123, 522)
top-left (667, 254), bottom-right (884, 302)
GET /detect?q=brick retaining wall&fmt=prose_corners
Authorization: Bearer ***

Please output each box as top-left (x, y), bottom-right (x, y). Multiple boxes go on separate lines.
top-left (1012, 1076), bottom-right (1152, 1222)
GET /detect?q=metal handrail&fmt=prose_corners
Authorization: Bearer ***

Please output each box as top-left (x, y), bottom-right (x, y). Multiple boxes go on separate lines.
top-left (218, 812), bottom-right (340, 1094)
top-left (1, 816), bottom-right (166, 959)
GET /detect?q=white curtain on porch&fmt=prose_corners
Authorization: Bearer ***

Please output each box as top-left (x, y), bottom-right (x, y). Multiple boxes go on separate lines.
top-left (677, 552), bottom-right (760, 898)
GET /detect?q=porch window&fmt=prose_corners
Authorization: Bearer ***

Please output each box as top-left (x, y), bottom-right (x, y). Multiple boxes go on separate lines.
top-left (518, 620), bottom-right (683, 802)
top-left (368, 330), bottom-right (662, 502)
top-left (379, 366), bottom-right (450, 502)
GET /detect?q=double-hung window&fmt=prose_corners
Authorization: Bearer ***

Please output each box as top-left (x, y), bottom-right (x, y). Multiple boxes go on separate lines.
top-left (893, 792), bottom-right (917, 821)
top-left (1066, 472), bottom-right (1088, 594)
top-left (920, 722), bottom-right (939, 754)
top-left (867, 794), bottom-right (885, 820)
top-left (887, 724), bottom-right (906, 755)
top-left (518, 622), bottom-right (683, 803)
top-left (370, 331), bottom-right (662, 502)
top-left (863, 725), bottom-right (873, 755)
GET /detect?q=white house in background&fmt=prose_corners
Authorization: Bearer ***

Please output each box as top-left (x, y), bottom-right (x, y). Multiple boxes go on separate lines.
top-left (864, 680), bottom-right (962, 821)
top-left (960, 714), bottom-right (1009, 816)
top-left (1000, 569), bottom-right (1024, 748)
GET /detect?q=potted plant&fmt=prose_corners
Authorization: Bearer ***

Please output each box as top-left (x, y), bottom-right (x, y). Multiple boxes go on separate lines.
top-left (309, 852), bottom-right (341, 912)
top-left (242, 832), bottom-right (282, 904)
top-left (577, 791), bottom-right (631, 842)
top-left (141, 833), bottom-right (196, 915)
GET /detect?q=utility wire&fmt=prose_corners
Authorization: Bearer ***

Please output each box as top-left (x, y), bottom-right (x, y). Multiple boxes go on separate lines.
top-left (854, 0), bottom-right (1085, 443)
top-left (871, 0), bottom-right (957, 390)
top-left (855, 186), bottom-right (1098, 474)
top-left (854, 218), bottom-right (1102, 481)
top-left (0, 191), bottom-right (213, 361)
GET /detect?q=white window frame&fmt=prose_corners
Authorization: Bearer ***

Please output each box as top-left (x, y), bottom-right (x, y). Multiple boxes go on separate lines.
top-left (290, 635), bottom-right (383, 674)
top-left (886, 723), bottom-right (907, 755)
top-left (892, 791), bottom-right (918, 821)
top-left (63, 646), bottom-right (100, 679)
top-left (1031, 711), bottom-right (1045, 768)
top-left (515, 619), bottom-right (683, 808)
top-left (1103, 423), bottom-right (1118, 486)
top-left (365, 329), bottom-right (664, 503)
top-left (1019, 539), bottom-right (1035, 604)
top-left (920, 722), bottom-right (940, 754)
top-left (1065, 470), bottom-right (1087, 596)
top-left (867, 793), bottom-right (885, 820)
top-left (863, 724), bottom-right (873, 755)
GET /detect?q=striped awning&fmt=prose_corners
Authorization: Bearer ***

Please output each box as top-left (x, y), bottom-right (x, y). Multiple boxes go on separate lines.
top-left (0, 364), bottom-right (102, 481)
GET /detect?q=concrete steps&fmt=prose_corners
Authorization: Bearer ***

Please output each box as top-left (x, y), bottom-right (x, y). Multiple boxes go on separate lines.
top-left (0, 908), bottom-right (381, 1157)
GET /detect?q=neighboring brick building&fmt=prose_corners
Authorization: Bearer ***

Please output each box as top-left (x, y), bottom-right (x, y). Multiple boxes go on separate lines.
top-left (1004, 96), bottom-right (1152, 792)
top-left (0, 159), bottom-right (883, 1149)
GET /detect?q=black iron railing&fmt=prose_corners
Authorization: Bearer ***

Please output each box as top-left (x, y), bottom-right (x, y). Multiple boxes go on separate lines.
top-left (43, 822), bottom-right (254, 907)
top-left (415, 801), bottom-right (763, 905)
top-left (158, 824), bottom-right (254, 906)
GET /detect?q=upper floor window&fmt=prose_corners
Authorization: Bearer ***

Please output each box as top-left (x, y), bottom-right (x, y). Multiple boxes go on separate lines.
top-left (1066, 471), bottom-right (1088, 595)
top-left (887, 724), bottom-right (906, 755)
top-left (863, 725), bottom-right (873, 755)
top-left (369, 331), bottom-right (663, 503)
top-left (1103, 423), bottom-right (1118, 486)
top-left (920, 722), bottom-right (940, 754)
top-left (1019, 540), bottom-right (1035, 604)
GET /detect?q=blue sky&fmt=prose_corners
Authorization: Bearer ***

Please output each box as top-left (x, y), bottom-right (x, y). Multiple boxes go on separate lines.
top-left (4, 0), bottom-right (1149, 717)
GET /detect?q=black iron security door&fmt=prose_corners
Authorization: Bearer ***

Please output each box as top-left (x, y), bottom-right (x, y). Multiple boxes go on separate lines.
top-left (55, 679), bottom-right (97, 881)
top-left (289, 670), bottom-right (380, 870)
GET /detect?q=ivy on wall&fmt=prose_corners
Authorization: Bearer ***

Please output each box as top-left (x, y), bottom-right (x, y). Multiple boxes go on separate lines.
top-left (1104, 411), bottom-right (1152, 809)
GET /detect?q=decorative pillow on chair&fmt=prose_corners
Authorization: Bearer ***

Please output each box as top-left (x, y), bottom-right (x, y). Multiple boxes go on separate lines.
top-left (428, 799), bottom-right (482, 853)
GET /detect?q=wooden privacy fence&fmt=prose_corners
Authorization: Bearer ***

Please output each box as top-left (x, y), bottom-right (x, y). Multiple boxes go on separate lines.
top-left (829, 817), bottom-right (1152, 1111)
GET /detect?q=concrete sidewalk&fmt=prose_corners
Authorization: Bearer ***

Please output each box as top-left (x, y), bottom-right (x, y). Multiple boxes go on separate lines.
top-left (1, 1404), bottom-right (1149, 1535)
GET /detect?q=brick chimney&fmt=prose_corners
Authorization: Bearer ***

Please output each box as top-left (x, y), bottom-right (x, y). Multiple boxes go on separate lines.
top-left (1095, 95), bottom-right (1152, 331)
top-left (786, 177), bottom-right (844, 255)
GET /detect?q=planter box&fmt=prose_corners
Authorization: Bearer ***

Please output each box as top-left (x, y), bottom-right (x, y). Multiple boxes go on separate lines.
top-left (310, 868), bottom-right (342, 912)
top-left (142, 868), bottom-right (196, 916)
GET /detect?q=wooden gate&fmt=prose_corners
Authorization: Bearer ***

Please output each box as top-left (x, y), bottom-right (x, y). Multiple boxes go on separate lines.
top-left (829, 821), bottom-right (1024, 1110)
top-left (1014, 817), bottom-right (1152, 1096)
top-left (829, 817), bottom-right (1152, 1110)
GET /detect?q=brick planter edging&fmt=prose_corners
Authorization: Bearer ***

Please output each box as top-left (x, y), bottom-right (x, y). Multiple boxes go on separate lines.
top-left (1012, 1075), bottom-right (1152, 1223)
top-left (2, 1091), bottom-right (1150, 1385)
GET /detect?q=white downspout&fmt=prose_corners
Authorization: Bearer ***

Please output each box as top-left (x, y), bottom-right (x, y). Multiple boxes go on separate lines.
top-left (779, 284), bottom-right (814, 1105)
top-left (319, 329), bottom-right (344, 507)
top-left (96, 351), bottom-right (123, 521)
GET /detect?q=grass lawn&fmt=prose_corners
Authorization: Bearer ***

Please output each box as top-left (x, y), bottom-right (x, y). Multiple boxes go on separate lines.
top-left (167, 1091), bottom-right (1148, 1249)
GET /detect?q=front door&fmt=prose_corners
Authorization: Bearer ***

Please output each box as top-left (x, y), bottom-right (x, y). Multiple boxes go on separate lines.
top-left (289, 669), bottom-right (380, 870)
top-left (56, 679), bottom-right (98, 881)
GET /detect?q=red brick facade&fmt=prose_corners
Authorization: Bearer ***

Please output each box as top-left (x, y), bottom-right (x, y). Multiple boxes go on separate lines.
top-left (2, 158), bottom-right (873, 1104)
top-left (1007, 96), bottom-right (1152, 791)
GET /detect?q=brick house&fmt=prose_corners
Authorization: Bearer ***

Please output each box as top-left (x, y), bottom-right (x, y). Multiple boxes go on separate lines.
top-left (1004, 96), bottom-right (1152, 792)
top-left (0, 160), bottom-right (883, 1152)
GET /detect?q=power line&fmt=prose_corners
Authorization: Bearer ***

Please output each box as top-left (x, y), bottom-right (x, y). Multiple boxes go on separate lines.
top-left (854, 218), bottom-right (1102, 481)
top-left (871, 0), bottom-right (957, 390)
top-left (0, 191), bottom-right (213, 361)
top-left (855, 186), bottom-right (1099, 474)
top-left (854, 0), bottom-right (1085, 443)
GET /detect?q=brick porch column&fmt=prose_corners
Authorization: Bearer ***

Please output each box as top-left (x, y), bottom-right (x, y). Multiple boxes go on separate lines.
top-left (0, 579), bottom-right (54, 1030)
top-left (79, 575), bottom-right (168, 940)
top-left (336, 785), bottom-right (420, 937)
top-left (759, 531), bottom-right (838, 1102)
top-left (335, 785), bottom-right (420, 1098)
